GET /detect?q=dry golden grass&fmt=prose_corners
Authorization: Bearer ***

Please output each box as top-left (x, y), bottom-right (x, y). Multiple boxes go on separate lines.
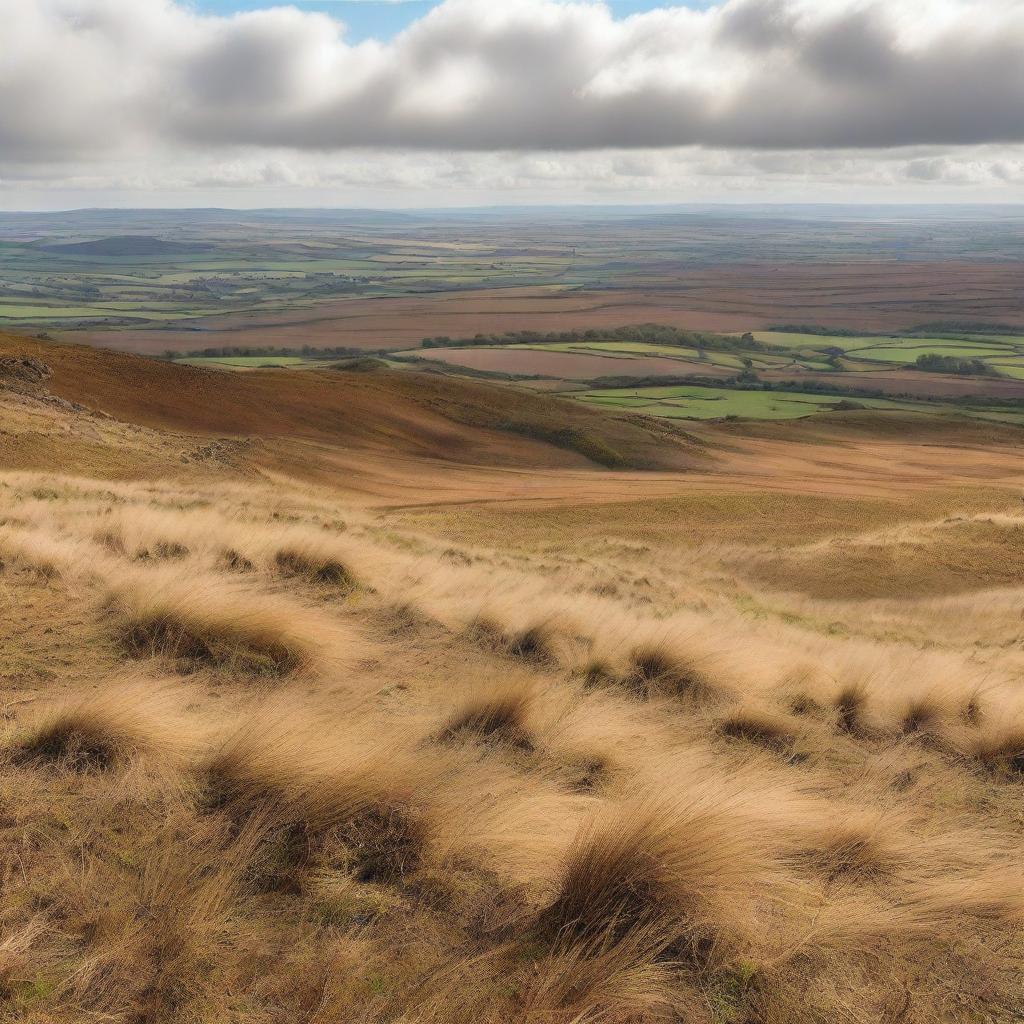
top-left (440, 677), bottom-right (537, 750)
top-left (716, 703), bottom-right (802, 752)
top-left (620, 639), bottom-right (731, 704)
top-left (9, 679), bottom-right (187, 771)
top-left (961, 721), bottom-right (1024, 774)
top-left (468, 612), bottom-right (567, 665)
top-left (104, 566), bottom-right (350, 677)
top-left (0, 462), bottom-right (1022, 1024)
top-left (201, 714), bottom-right (436, 888)
top-left (537, 795), bottom-right (762, 960)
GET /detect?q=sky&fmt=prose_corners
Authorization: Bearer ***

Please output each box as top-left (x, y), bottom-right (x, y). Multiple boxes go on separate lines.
top-left (2, 0), bottom-right (1024, 210)
top-left (191, 1), bottom-right (702, 43)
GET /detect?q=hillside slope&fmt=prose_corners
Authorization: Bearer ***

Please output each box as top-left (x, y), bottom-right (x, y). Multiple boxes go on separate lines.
top-left (0, 334), bottom-right (701, 476)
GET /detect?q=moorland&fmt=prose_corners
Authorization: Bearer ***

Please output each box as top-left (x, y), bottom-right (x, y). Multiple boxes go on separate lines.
top-left (0, 203), bottom-right (1023, 1023)
top-left (0, 321), bottom-right (1021, 1022)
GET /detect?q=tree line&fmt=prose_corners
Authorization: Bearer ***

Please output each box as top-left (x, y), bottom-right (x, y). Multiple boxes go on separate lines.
top-left (420, 324), bottom-right (772, 354)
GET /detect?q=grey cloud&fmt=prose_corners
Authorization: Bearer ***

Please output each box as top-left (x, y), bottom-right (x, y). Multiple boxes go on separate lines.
top-left (717, 0), bottom-right (798, 50)
top-left (2, 0), bottom-right (1024, 168)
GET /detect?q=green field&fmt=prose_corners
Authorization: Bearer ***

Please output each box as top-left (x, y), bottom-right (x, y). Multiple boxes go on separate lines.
top-left (754, 331), bottom-right (1024, 369)
top-left (851, 344), bottom-right (1017, 362)
top-left (573, 384), bottom-right (1024, 424)
top-left (176, 355), bottom-right (321, 369)
top-left (497, 332), bottom-right (1024, 379)
top-left (576, 386), bottom-right (904, 420)
top-left (0, 303), bottom-right (117, 319)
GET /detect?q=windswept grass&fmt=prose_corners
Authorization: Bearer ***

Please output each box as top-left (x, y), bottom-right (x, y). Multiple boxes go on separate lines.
top-left (468, 612), bottom-right (566, 665)
top-left (537, 795), bottom-right (762, 965)
top-left (10, 680), bottom-right (186, 771)
top-left (962, 723), bottom-right (1024, 774)
top-left (440, 678), bottom-right (536, 750)
top-left (201, 714), bottom-right (435, 887)
top-left (621, 640), bottom-right (729, 703)
top-left (787, 810), bottom-right (904, 882)
top-left (717, 704), bottom-right (801, 752)
top-left (0, 465), bottom-right (1023, 1023)
top-left (105, 568), bottom-right (344, 676)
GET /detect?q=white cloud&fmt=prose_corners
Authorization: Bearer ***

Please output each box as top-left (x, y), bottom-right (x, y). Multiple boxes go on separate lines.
top-left (1, 0), bottom-right (1023, 202)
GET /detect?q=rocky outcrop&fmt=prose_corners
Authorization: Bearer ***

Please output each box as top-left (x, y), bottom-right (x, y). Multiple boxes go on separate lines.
top-left (0, 356), bottom-right (52, 390)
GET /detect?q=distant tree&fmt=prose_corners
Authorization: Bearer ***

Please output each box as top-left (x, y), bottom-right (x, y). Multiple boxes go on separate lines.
top-left (915, 354), bottom-right (1000, 377)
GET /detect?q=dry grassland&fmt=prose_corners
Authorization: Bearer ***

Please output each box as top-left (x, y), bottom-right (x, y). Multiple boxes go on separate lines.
top-left (0, 462), bottom-right (1022, 1024)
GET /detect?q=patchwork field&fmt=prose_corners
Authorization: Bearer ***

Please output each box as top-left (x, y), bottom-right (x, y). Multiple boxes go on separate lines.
top-left (5, 208), bottom-right (1023, 432)
top-left (392, 326), bottom-right (1024, 424)
top-left (3, 208), bottom-right (1023, 361)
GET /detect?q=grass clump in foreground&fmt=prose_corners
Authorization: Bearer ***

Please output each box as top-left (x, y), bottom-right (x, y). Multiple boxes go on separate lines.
top-left (964, 724), bottom-right (1024, 775)
top-left (716, 704), bottom-right (800, 752)
top-left (106, 569), bottom-right (330, 676)
top-left (468, 611), bottom-right (566, 666)
top-left (10, 683), bottom-right (180, 772)
top-left (200, 717), bottom-right (433, 888)
top-left (622, 641), bottom-right (728, 704)
top-left (274, 547), bottom-right (357, 588)
top-left (440, 679), bottom-right (536, 750)
top-left (537, 796), bottom-right (758, 965)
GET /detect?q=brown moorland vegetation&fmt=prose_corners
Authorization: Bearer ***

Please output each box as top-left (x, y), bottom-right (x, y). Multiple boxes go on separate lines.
top-left (73, 259), bottom-right (1024, 356)
top-left (0, 334), bottom-right (1021, 1022)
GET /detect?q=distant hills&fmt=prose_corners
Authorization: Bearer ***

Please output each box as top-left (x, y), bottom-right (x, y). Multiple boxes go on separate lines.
top-left (37, 235), bottom-right (212, 257)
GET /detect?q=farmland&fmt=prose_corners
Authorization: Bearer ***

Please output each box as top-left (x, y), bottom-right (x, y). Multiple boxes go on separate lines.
top-left (391, 326), bottom-right (1024, 423)
top-left (4, 207), bottom-right (1024, 428)
top-left (574, 384), bottom-right (1024, 425)
top-left (2, 206), bottom-right (1023, 352)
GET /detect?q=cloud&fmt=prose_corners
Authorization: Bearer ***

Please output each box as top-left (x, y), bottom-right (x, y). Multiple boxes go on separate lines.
top-left (3, 0), bottom-right (1024, 205)
top-left (3, 0), bottom-right (1024, 168)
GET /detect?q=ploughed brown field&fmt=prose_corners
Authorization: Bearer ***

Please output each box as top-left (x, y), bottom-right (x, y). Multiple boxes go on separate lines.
top-left (403, 346), bottom-right (733, 381)
top-left (73, 260), bottom-right (1024, 356)
top-left (0, 331), bottom-right (1023, 1024)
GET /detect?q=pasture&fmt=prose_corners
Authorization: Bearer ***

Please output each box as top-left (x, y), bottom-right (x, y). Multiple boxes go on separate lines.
top-left (2, 209), bottom-right (1023, 360)
top-left (573, 384), bottom-right (1024, 424)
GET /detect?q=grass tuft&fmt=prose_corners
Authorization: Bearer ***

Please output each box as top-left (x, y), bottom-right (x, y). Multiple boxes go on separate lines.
top-left (201, 719), bottom-right (432, 889)
top-left (274, 548), bottom-right (357, 588)
top-left (833, 681), bottom-right (869, 734)
top-left (106, 571), bottom-right (329, 677)
top-left (717, 705), bottom-right (799, 751)
top-left (11, 684), bottom-right (178, 771)
top-left (537, 797), bottom-right (756, 964)
top-left (897, 692), bottom-right (948, 736)
top-left (219, 548), bottom-right (255, 573)
top-left (965, 724), bottom-right (1024, 775)
top-left (623, 641), bottom-right (724, 703)
top-left (790, 814), bottom-right (901, 882)
top-left (440, 681), bottom-right (535, 750)
top-left (468, 614), bottom-right (563, 665)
